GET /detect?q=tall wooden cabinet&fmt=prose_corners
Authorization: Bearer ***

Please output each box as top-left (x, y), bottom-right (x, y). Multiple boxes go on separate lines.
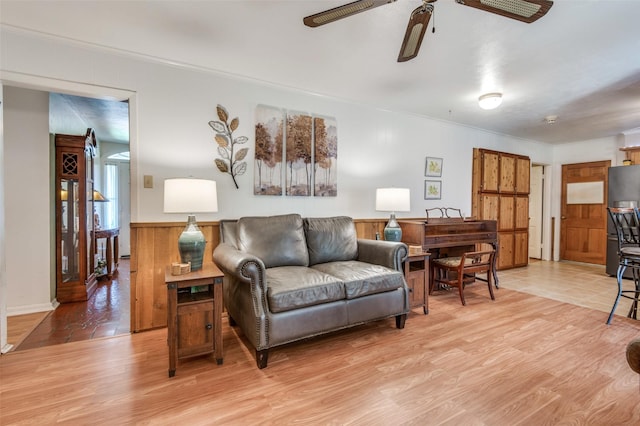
top-left (55, 129), bottom-right (98, 302)
top-left (472, 148), bottom-right (530, 270)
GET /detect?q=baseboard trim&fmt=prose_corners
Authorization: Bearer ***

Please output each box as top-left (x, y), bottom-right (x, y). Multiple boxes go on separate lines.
top-left (7, 302), bottom-right (56, 316)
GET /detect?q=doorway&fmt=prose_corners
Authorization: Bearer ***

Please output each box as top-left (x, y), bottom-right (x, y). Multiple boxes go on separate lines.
top-left (5, 89), bottom-right (132, 351)
top-left (529, 164), bottom-right (544, 259)
top-left (560, 160), bottom-right (610, 265)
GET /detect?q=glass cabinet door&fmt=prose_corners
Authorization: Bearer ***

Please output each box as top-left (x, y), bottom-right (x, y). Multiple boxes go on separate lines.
top-left (60, 179), bottom-right (80, 282)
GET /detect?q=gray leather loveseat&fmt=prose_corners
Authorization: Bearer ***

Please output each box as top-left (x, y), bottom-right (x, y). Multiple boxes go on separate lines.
top-left (213, 214), bottom-right (410, 368)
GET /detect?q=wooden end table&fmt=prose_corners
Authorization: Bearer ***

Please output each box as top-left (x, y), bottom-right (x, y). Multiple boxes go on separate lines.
top-left (165, 263), bottom-right (224, 377)
top-left (404, 251), bottom-right (430, 314)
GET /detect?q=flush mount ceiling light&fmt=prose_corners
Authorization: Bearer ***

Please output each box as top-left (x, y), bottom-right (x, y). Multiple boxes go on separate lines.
top-left (544, 115), bottom-right (558, 124)
top-left (478, 93), bottom-right (503, 110)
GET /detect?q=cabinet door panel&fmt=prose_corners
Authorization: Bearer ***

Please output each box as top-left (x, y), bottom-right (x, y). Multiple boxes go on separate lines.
top-left (499, 195), bottom-right (515, 231)
top-left (482, 151), bottom-right (499, 192)
top-left (481, 194), bottom-right (500, 221)
top-left (498, 232), bottom-right (514, 270)
top-left (500, 155), bottom-right (516, 193)
top-left (515, 196), bottom-right (529, 229)
top-left (516, 157), bottom-right (530, 193)
top-left (406, 270), bottom-right (425, 309)
top-left (177, 303), bottom-right (214, 358)
top-left (514, 230), bottom-right (529, 267)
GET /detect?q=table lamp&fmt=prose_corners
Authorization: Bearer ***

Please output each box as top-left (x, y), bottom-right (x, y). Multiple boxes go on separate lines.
top-left (375, 188), bottom-right (410, 242)
top-left (92, 189), bottom-right (109, 230)
top-left (164, 178), bottom-right (218, 271)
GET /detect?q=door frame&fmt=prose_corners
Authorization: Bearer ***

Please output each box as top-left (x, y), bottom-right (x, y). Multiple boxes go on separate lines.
top-left (0, 71), bottom-right (137, 351)
top-left (529, 164), bottom-right (544, 259)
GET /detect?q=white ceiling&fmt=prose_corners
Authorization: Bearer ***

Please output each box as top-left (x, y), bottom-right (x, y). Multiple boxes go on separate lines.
top-left (49, 93), bottom-right (130, 145)
top-left (2, 0), bottom-right (640, 145)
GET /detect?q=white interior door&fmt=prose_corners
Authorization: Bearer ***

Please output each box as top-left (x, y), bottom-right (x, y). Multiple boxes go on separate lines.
top-left (528, 165), bottom-right (543, 259)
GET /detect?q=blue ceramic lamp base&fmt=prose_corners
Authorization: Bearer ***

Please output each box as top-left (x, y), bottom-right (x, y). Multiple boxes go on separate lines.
top-left (178, 215), bottom-right (206, 271)
top-left (383, 213), bottom-right (403, 242)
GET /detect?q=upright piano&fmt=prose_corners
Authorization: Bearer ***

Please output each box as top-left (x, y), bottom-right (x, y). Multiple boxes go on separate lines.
top-left (399, 219), bottom-right (499, 287)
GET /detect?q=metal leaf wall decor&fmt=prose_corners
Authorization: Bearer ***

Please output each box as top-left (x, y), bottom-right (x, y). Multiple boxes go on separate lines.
top-left (209, 104), bottom-right (248, 189)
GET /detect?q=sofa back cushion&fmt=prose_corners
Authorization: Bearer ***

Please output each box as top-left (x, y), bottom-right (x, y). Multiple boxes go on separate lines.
top-left (219, 220), bottom-right (239, 248)
top-left (237, 214), bottom-right (309, 268)
top-left (304, 216), bottom-right (358, 266)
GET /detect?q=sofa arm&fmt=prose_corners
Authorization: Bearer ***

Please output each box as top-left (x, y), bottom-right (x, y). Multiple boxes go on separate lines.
top-left (357, 239), bottom-right (408, 271)
top-left (213, 243), bottom-right (271, 352)
top-left (213, 243), bottom-right (266, 285)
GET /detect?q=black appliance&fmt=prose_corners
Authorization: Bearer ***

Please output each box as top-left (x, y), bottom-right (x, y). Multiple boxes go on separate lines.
top-left (606, 165), bottom-right (640, 277)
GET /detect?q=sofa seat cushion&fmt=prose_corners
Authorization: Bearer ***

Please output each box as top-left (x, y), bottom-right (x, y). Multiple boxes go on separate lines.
top-left (266, 266), bottom-right (346, 313)
top-left (311, 261), bottom-right (405, 300)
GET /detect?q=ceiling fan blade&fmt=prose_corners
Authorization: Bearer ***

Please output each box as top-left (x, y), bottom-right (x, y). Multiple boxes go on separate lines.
top-left (455, 0), bottom-right (553, 23)
top-left (397, 3), bottom-right (433, 63)
top-left (304, 0), bottom-right (396, 27)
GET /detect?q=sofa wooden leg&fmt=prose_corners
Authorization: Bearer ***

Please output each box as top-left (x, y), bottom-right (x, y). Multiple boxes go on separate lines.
top-left (256, 349), bottom-right (269, 369)
top-left (395, 314), bottom-right (407, 329)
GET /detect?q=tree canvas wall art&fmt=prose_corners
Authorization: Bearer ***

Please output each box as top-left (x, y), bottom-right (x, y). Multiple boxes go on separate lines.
top-left (254, 105), bottom-right (283, 195)
top-left (313, 116), bottom-right (338, 197)
top-left (286, 112), bottom-right (313, 196)
top-left (254, 105), bottom-right (338, 197)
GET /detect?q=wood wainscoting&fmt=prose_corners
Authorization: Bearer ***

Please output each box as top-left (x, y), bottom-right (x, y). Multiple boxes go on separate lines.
top-left (130, 219), bottom-right (388, 332)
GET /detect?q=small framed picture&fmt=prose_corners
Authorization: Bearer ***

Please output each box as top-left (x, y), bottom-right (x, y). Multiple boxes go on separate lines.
top-left (425, 157), bottom-right (443, 177)
top-left (425, 180), bottom-right (442, 200)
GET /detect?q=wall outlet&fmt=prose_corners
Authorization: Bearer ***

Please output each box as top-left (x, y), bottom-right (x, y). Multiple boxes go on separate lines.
top-left (143, 175), bottom-right (153, 188)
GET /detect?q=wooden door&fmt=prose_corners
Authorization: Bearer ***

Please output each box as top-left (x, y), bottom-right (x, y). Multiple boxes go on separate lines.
top-left (560, 161), bottom-right (610, 265)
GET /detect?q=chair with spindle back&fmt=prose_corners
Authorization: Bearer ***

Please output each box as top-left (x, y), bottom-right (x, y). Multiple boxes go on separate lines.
top-left (606, 207), bottom-right (640, 324)
top-left (430, 249), bottom-right (496, 306)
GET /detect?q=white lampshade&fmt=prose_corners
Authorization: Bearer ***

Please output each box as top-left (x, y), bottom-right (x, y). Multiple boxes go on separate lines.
top-left (375, 188), bottom-right (411, 212)
top-left (478, 93), bottom-right (503, 110)
top-left (163, 178), bottom-right (218, 213)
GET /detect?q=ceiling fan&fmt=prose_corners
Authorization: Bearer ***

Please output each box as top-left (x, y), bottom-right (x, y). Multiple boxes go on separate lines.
top-left (303, 0), bottom-right (554, 62)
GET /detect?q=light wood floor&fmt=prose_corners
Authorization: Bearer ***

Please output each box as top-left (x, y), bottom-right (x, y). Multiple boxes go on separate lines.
top-left (1, 260), bottom-right (639, 424)
top-left (5, 311), bottom-right (49, 349)
top-left (499, 259), bottom-right (635, 317)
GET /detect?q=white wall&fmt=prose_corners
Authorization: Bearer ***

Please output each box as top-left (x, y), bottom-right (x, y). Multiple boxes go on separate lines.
top-left (0, 27), bottom-right (557, 314)
top-left (3, 86), bottom-right (54, 314)
top-left (548, 136), bottom-right (619, 260)
top-left (0, 28), bottom-right (554, 221)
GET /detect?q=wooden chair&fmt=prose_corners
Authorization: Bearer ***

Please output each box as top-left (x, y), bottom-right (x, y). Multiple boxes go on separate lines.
top-left (606, 207), bottom-right (640, 324)
top-left (430, 250), bottom-right (496, 306)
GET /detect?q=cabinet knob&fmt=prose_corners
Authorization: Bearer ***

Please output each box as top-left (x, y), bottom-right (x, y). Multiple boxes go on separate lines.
top-left (206, 323), bottom-right (213, 330)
